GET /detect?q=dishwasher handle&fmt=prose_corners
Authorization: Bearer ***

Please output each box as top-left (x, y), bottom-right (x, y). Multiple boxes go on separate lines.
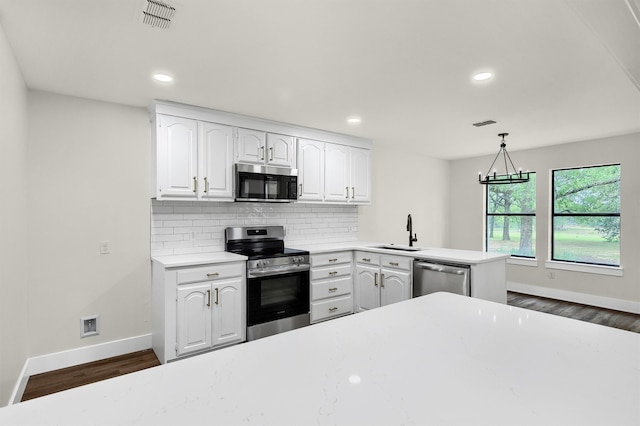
top-left (414, 261), bottom-right (469, 275)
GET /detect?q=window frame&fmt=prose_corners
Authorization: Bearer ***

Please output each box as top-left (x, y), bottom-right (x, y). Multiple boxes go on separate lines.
top-left (485, 173), bottom-right (537, 259)
top-left (551, 163), bottom-right (621, 268)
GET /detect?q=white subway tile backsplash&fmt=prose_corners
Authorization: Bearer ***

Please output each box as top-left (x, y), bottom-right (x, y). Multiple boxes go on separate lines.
top-left (151, 200), bottom-right (358, 256)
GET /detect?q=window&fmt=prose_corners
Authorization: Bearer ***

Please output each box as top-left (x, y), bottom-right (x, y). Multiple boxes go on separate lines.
top-left (552, 164), bottom-right (620, 267)
top-left (486, 173), bottom-right (536, 258)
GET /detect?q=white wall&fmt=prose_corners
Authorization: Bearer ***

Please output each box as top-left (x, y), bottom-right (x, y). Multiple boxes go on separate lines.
top-left (449, 133), bottom-right (640, 305)
top-left (0, 24), bottom-right (29, 406)
top-left (26, 91), bottom-right (152, 357)
top-left (358, 144), bottom-right (450, 247)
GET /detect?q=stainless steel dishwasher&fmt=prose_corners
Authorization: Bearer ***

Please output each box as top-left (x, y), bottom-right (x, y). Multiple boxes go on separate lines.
top-left (413, 260), bottom-right (470, 297)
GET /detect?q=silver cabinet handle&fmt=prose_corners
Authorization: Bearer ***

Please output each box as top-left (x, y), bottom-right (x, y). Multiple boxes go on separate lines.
top-left (374, 272), bottom-right (378, 287)
top-left (269, 146), bottom-right (274, 161)
top-left (329, 307), bottom-right (338, 312)
top-left (204, 176), bottom-right (209, 193)
top-left (352, 187), bottom-right (355, 199)
top-left (215, 288), bottom-right (219, 305)
top-left (206, 289), bottom-right (211, 307)
top-left (329, 271), bottom-right (338, 276)
top-left (361, 258), bottom-right (370, 262)
top-left (299, 183), bottom-right (302, 194)
top-left (192, 176), bottom-right (197, 193)
top-left (328, 258), bottom-right (338, 263)
top-left (345, 186), bottom-right (349, 199)
top-left (260, 146), bottom-right (265, 160)
top-left (329, 287), bottom-right (338, 292)
top-left (207, 272), bottom-right (219, 278)
top-left (381, 273), bottom-right (385, 288)
top-left (389, 262), bottom-right (399, 267)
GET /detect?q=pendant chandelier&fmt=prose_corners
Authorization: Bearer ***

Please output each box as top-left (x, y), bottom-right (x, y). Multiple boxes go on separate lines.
top-left (478, 133), bottom-right (530, 185)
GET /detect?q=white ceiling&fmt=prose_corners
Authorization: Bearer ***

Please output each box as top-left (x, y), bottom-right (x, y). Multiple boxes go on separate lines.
top-left (1, 0), bottom-right (639, 159)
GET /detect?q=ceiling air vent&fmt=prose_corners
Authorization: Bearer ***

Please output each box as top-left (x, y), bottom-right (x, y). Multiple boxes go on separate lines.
top-left (142, 0), bottom-right (176, 29)
top-left (473, 120), bottom-right (497, 127)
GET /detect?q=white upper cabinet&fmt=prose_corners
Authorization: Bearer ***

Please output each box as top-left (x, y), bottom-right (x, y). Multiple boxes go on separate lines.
top-left (157, 115), bottom-right (199, 199)
top-left (324, 143), bottom-right (350, 202)
top-left (297, 139), bottom-right (325, 202)
top-left (235, 128), bottom-right (267, 164)
top-left (235, 129), bottom-right (295, 167)
top-left (349, 147), bottom-right (371, 204)
top-left (154, 114), bottom-right (233, 201)
top-left (266, 133), bottom-right (295, 167)
top-left (199, 122), bottom-right (234, 200)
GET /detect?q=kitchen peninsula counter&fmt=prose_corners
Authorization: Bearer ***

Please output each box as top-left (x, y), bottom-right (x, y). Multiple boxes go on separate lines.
top-left (293, 241), bottom-right (510, 265)
top-left (2, 292), bottom-right (638, 425)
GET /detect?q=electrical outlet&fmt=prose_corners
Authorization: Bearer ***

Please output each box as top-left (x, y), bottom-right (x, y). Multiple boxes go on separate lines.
top-left (80, 315), bottom-right (100, 338)
top-left (189, 230), bottom-right (197, 241)
top-left (100, 241), bottom-right (110, 254)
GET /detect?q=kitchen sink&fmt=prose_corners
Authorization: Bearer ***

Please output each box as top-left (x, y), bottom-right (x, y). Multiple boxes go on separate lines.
top-left (369, 245), bottom-right (423, 252)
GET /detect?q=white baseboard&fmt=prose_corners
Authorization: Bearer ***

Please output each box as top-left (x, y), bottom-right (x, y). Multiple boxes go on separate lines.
top-left (508, 282), bottom-right (640, 315)
top-left (9, 334), bottom-right (152, 405)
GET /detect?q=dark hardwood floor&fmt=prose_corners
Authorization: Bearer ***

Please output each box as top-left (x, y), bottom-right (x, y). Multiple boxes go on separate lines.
top-left (507, 291), bottom-right (640, 333)
top-left (21, 349), bottom-right (160, 402)
top-left (20, 293), bottom-right (640, 402)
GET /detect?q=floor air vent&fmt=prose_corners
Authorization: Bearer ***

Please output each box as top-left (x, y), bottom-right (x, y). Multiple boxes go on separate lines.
top-left (472, 120), bottom-right (497, 127)
top-left (142, 0), bottom-right (176, 29)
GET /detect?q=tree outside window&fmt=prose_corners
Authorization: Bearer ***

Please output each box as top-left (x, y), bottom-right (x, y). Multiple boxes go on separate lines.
top-left (552, 164), bottom-right (620, 266)
top-left (486, 173), bottom-right (536, 258)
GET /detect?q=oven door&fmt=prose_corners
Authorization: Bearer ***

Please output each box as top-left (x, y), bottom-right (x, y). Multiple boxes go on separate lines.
top-left (247, 267), bottom-right (310, 327)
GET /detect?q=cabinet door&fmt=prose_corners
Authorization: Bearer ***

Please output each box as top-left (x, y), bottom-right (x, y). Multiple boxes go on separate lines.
top-left (350, 147), bottom-right (371, 204)
top-left (176, 283), bottom-right (212, 356)
top-left (266, 134), bottom-right (295, 167)
top-left (212, 278), bottom-right (245, 347)
top-left (355, 264), bottom-right (380, 312)
top-left (199, 122), bottom-right (234, 200)
top-left (297, 139), bottom-right (324, 201)
top-left (380, 269), bottom-right (412, 307)
top-left (324, 143), bottom-right (350, 203)
top-left (236, 128), bottom-right (266, 164)
top-left (157, 115), bottom-right (198, 199)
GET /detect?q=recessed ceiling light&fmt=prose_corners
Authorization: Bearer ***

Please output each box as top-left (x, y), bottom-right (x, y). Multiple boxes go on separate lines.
top-left (473, 72), bottom-right (493, 81)
top-left (153, 73), bottom-right (173, 83)
top-left (347, 116), bottom-right (362, 125)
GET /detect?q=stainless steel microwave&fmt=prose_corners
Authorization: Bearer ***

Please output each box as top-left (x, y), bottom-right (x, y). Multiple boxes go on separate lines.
top-left (235, 163), bottom-right (298, 202)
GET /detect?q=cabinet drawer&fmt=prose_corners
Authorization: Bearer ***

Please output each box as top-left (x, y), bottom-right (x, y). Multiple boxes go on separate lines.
top-left (355, 251), bottom-right (380, 265)
top-left (310, 263), bottom-right (352, 281)
top-left (311, 295), bottom-right (353, 322)
top-left (311, 276), bottom-right (352, 301)
top-left (311, 251), bottom-right (352, 267)
top-left (381, 255), bottom-right (412, 271)
top-left (176, 262), bottom-right (243, 284)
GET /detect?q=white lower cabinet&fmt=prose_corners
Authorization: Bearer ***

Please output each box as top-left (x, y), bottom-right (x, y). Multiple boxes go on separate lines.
top-left (152, 260), bottom-right (246, 364)
top-left (354, 251), bottom-right (412, 312)
top-left (310, 251), bottom-right (354, 323)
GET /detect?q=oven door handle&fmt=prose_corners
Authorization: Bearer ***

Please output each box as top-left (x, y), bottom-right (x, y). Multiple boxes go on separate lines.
top-left (248, 264), bottom-right (310, 278)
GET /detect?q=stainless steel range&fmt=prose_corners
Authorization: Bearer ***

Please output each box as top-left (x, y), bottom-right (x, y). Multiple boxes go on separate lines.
top-left (225, 226), bottom-right (310, 341)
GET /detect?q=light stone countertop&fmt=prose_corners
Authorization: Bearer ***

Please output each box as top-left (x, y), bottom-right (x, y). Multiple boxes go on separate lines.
top-left (151, 251), bottom-right (247, 268)
top-left (1, 292), bottom-right (638, 425)
top-left (291, 241), bottom-right (510, 265)
top-left (150, 242), bottom-right (507, 268)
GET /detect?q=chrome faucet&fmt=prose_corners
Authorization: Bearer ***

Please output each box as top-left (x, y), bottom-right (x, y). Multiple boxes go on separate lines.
top-left (407, 214), bottom-right (418, 247)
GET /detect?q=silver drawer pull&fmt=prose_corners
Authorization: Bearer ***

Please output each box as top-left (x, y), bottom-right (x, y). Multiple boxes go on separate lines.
top-left (329, 307), bottom-right (338, 312)
top-left (206, 272), bottom-right (219, 277)
top-left (328, 258), bottom-right (338, 263)
top-left (389, 262), bottom-right (399, 267)
top-left (361, 258), bottom-right (370, 262)
top-left (328, 271), bottom-right (338, 276)
top-left (328, 287), bottom-right (338, 292)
